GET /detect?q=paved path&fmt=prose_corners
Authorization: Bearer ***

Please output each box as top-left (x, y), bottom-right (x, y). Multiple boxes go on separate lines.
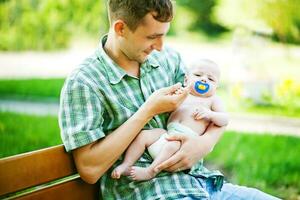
top-left (1, 99), bottom-right (299, 137)
top-left (0, 40), bottom-right (236, 79)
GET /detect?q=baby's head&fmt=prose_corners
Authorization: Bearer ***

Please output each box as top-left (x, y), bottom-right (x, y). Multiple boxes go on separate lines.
top-left (185, 59), bottom-right (220, 97)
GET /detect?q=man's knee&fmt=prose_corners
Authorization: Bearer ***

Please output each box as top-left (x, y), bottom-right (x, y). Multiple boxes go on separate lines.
top-left (219, 183), bottom-right (280, 200)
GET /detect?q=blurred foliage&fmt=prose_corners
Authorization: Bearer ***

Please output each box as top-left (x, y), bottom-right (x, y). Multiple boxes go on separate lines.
top-left (274, 77), bottom-right (300, 111)
top-left (0, 0), bottom-right (299, 51)
top-left (0, 0), bottom-right (107, 51)
top-left (214, 0), bottom-right (300, 44)
top-left (175, 0), bottom-right (228, 36)
top-left (226, 77), bottom-right (300, 117)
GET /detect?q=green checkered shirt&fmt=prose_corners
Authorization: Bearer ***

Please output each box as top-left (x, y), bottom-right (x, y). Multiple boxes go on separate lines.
top-left (59, 35), bottom-right (223, 200)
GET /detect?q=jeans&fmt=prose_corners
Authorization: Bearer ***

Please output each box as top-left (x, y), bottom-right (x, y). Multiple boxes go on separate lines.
top-left (182, 178), bottom-right (281, 200)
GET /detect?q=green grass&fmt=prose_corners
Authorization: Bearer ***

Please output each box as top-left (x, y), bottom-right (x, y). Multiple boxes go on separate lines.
top-left (0, 79), bottom-right (65, 101)
top-left (244, 104), bottom-right (300, 118)
top-left (0, 112), bottom-right (299, 199)
top-left (206, 132), bottom-right (300, 199)
top-left (0, 112), bottom-right (61, 158)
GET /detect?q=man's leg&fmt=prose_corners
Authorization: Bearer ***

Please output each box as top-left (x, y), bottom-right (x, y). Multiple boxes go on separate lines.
top-left (111, 129), bottom-right (165, 179)
top-left (204, 178), bottom-right (281, 200)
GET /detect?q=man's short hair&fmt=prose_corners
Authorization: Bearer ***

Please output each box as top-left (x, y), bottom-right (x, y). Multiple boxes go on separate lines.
top-left (108, 0), bottom-right (173, 31)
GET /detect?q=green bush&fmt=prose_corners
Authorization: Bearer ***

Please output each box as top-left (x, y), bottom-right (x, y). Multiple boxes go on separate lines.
top-left (176, 0), bottom-right (227, 36)
top-left (214, 0), bottom-right (300, 44)
top-left (0, 0), bottom-right (108, 51)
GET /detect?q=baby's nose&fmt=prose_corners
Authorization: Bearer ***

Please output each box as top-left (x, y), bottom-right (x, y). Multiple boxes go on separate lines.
top-left (201, 78), bottom-right (207, 83)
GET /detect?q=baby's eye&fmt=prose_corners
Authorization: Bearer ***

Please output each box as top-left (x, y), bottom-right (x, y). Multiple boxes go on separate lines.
top-left (194, 73), bottom-right (203, 77)
top-left (209, 78), bottom-right (215, 81)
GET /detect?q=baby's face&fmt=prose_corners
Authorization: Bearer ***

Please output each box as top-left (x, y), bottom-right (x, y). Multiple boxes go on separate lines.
top-left (186, 63), bottom-right (220, 97)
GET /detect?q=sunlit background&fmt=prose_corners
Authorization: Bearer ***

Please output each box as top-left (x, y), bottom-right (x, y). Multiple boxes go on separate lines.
top-left (0, 0), bottom-right (299, 199)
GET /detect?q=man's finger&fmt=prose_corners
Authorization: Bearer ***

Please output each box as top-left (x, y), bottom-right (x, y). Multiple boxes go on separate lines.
top-left (165, 163), bottom-right (189, 172)
top-left (169, 88), bottom-right (188, 102)
top-left (154, 153), bottom-right (181, 172)
top-left (161, 83), bottom-right (182, 94)
top-left (165, 134), bottom-right (187, 142)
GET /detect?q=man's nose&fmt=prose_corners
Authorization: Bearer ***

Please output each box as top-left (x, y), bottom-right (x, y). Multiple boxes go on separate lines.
top-left (152, 37), bottom-right (163, 51)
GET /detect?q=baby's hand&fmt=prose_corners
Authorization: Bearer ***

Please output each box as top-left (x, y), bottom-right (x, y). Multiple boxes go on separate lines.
top-left (192, 106), bottom-right (212, 120)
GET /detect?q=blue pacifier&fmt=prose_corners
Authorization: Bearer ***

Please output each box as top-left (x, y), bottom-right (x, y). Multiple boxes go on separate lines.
top-left (194, 81), bottom-right (210, 94)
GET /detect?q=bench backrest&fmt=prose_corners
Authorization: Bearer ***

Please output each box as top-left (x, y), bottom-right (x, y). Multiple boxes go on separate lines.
top-left (0, 145), bottom-right (100, 199)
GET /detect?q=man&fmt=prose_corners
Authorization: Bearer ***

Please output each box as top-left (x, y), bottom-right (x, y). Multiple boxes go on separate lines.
top-left (59, 0), bottom-right (279, 199)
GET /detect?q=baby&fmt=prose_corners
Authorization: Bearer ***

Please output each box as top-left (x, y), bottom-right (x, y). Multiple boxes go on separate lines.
top-left (111, 59), bottom-right (228, 181)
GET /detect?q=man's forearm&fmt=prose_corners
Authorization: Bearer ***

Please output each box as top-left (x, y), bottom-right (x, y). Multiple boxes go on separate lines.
top-left (201, 123), bottom-right (225, 153)
top-left (73, 104), bottom-right (153, 183)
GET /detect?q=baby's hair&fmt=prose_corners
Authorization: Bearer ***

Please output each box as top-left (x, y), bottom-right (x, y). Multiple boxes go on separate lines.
top-left (189, 59), bottom-right (218, 70)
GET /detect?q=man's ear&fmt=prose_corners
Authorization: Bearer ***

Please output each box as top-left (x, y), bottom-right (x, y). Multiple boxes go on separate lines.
top-left (113, 20), bottom-right (126, 36)
top-left (183, 75), bottom-right (188, 87)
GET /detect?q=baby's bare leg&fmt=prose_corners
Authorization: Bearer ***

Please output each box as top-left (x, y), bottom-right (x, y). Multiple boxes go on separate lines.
top-left (111, 129), bottom-right (166, 179)
top-left (130, 140), bottom-right (181, 181)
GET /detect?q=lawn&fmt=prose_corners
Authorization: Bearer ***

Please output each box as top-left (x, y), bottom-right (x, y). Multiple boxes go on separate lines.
top-left (0, 112), bottom-right (299, 199)
top-left (0, 79), bottom-right (65, 101)
top-left (206, 131), bottom-right (300, 199)
top-left (0, 112), bottom-right (61, 158)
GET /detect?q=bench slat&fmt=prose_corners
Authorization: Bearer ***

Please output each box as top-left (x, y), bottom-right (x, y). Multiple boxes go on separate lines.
top-left (0, 145), bottom-right (77, 196)
top-left (15, 178), bottom-right (99, 200)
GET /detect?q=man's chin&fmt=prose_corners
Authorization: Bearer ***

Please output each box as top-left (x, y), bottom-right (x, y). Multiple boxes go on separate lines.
top-left (137, 55), bottom-right (148, 64)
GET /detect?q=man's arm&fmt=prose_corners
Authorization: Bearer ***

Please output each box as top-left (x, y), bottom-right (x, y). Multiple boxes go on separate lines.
top-left (72, 105), bottom-right (151, 184)
top-left (72, 83), bottom-right (188, 184)
top-left (155, 123), bottom-right (225, 172)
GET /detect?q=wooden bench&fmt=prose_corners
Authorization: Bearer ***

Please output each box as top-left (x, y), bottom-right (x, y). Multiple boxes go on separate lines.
top-left (0, 145), bottom-right (100, 200)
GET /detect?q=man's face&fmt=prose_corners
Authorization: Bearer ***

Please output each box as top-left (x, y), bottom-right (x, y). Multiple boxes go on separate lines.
top-left (186, 64), bottom-right (220, 97)
top-left (119, 12), bottom-right (170, 63)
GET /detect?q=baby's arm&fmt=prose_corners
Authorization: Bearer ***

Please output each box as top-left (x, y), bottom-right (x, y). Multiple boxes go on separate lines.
top-left (209, 96), bottom-right (228, 127)
top-left (193, 96), bottom-right (228, 127)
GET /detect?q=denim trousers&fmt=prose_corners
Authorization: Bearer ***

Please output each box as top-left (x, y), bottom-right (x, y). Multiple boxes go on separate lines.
top-left (182, 177), bottom-right (281, 200)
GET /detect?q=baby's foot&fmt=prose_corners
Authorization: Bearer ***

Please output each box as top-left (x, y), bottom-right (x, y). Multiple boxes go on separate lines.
top-left (111, 164), bottom-right (131, 179)
top-left (130, 166), bottom-right (156, 181)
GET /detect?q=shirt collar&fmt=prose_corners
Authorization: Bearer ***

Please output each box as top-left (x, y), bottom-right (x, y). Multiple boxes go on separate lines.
top-left (96, 35), bottom-right (160, 84)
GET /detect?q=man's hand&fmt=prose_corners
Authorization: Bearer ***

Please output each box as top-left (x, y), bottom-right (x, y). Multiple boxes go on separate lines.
top-left (192, 106), bottom-right (212, 121)
top-left (143, 83), bottom-right (189, 117)
top-left (154, 123), bottom-right (225, 173)
top-left (154, 133), bottom-right (213, 173)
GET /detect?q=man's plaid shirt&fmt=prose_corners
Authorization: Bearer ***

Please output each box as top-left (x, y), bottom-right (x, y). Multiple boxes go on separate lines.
top-left (59, 36), bottom-right (223, 200)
